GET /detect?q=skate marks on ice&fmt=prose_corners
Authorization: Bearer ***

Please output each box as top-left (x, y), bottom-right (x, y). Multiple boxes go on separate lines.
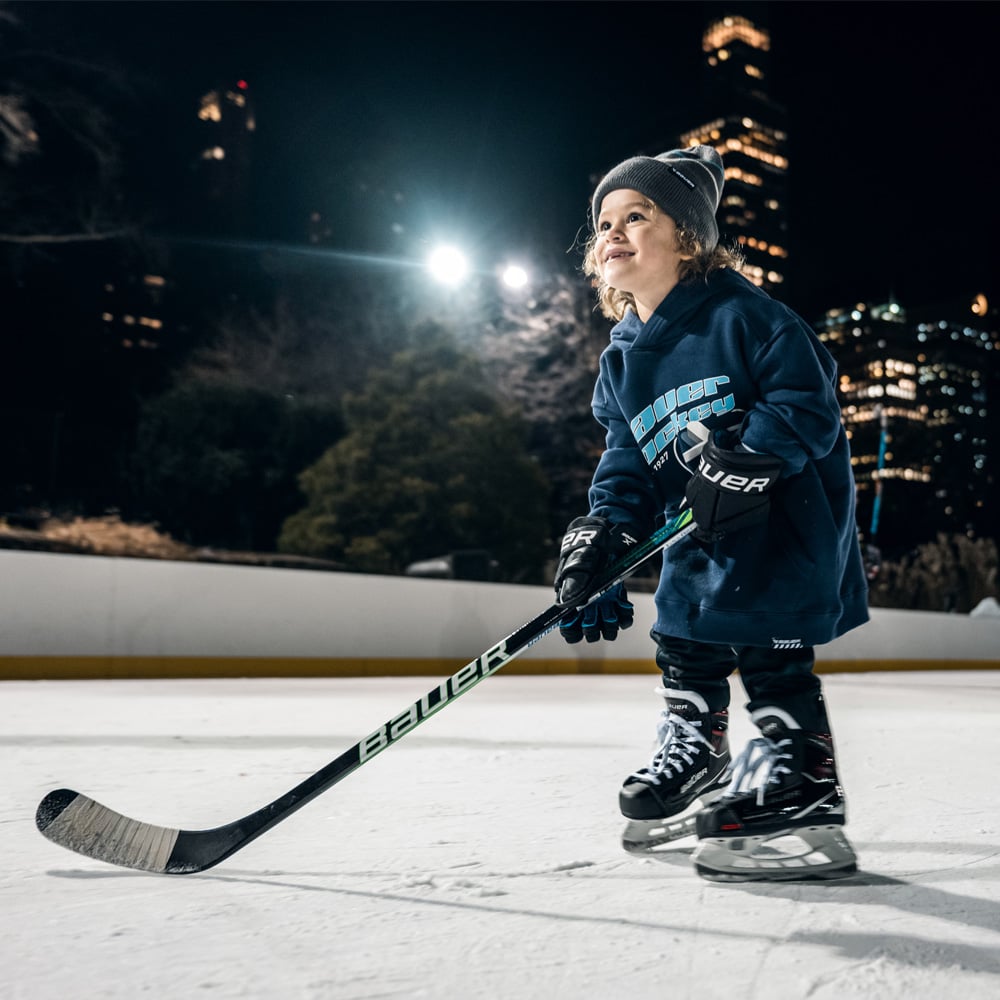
top-left (113, 864), bottom-right (807, 942)
top-left (627, 829), bottom-right (1000, 914)
top-left (799, 936), bottom-right (1000, 999)
top-left (698, 848), bottom-right (1000, 985)
top-left (14, 672), bottom-right (1000, 999)
top-left (636, 841), bottom-right (1000, 994)
top-left (43, 854), bottom-right (1000, 990)
top-left (39, 850), bottom-right (1000, 991)
top-left (47, 856), bottom-right (808, 943)
top-left (1, 732), bottom-right (622, 752)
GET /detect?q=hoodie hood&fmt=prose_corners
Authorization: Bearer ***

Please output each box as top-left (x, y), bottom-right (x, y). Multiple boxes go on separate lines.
top-left (608, 270), bottom-right (762, 353)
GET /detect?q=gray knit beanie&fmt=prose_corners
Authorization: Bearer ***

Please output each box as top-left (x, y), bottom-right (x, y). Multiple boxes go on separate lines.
top-left (591, 145), bottom-right (725, 250)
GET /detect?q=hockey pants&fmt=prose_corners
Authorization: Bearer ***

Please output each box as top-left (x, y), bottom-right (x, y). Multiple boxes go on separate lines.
top-left (651, 632), bottom-right (831, 733)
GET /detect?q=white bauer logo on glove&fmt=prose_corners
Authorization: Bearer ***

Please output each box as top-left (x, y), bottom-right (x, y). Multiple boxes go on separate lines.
top-left (696, 456), bottom-right (774, 494)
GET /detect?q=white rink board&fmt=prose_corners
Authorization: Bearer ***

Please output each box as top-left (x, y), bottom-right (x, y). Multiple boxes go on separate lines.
top-left (1, 548), bottom-right (998, 672)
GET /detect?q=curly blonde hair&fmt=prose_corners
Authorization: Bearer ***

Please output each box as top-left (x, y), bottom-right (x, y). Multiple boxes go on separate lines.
top-left (582, 198), bottom-right (744, 321)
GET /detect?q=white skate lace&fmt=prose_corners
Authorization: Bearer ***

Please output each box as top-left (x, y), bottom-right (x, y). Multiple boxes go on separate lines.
top-left (630, 710), bottom-right (710, 786)
top-left (723, 736), bottom-right (793, 805)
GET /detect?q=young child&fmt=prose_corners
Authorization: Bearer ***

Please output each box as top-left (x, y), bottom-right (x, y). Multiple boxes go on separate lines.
top-left (554, 145), bottom-right (870, 882)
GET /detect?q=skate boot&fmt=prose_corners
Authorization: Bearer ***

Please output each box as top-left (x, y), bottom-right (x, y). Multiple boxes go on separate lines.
top-left (693, 707), bottom-right (858, 882)
top-left (620, 689), bottom-right (730, 855)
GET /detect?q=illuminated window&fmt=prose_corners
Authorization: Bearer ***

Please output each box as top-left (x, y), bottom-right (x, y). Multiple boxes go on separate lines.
top-left (725, 166), bottom-right (763, 186)
top-left (703, 16), bottom-right (771, 52)
top-left (198, 92), bottom-right (222, 122)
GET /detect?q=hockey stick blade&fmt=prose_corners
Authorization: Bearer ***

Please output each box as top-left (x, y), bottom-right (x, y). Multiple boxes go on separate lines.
top-left (36, 509), bottom-right (695, 874)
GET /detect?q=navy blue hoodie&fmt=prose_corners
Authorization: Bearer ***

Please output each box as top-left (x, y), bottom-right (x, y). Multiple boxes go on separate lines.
top-left (588, 268), bottom-right (869, 649)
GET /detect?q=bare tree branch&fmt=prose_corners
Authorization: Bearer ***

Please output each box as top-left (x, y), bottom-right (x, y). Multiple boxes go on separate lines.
top-left (0, 228), bottom-right (134, 244)
top-left (0, 94), bottom-right (38, 163)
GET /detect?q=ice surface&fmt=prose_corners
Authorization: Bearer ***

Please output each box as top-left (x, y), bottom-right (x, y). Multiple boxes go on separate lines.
top-left (4, 671), bottom-right (1000, 999)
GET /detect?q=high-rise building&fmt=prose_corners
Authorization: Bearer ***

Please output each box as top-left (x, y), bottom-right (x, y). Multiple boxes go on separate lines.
top-left (99, 76), bottom-right (266, 390)
top-left (816, 294), bottom-right (998, 553)
top-left (679, 12), bottom-right (790, 295)
top-left (99, 272), bottom-right (170, 354)
top-left (165, 76), bottom-right (271, 339)
top-left (192, 79), bottom-right (257, 237)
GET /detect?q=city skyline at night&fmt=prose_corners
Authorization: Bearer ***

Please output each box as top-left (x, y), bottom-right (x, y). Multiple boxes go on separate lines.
top-left (8, 1), bottom-right (995, 319)
top-left (2, 1), bottom-right (997, 562)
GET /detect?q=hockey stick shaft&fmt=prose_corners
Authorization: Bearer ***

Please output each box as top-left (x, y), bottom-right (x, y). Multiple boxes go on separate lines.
top-left (36, 510), bottom-right (694, 874)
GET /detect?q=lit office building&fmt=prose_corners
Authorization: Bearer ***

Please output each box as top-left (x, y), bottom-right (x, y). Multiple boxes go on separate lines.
top-left (99, 273), bottom-right (170, 353)
top-left (194, 79), bottom-right (256, 236)
top-left (680, 14), bottom-right (789, 294)
top-left (817, 295), bottom-right (997, 552)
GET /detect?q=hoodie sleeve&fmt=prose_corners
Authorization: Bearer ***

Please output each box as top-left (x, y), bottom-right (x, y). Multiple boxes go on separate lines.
top-left (739, 314), bottom-right (843, 475)
top-left (587, 358), bottom-right (661, 533)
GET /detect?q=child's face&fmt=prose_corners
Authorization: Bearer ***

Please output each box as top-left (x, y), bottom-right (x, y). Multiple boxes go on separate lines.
top-left (594, 188), bottom-right (688, 321)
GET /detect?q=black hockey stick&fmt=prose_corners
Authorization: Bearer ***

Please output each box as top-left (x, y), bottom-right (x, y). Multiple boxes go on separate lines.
top-left (36, 509), bottom-right (695, 874)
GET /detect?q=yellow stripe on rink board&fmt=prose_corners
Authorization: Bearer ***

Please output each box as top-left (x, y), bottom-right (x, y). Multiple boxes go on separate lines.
top-left (0, 655), bottom-right (998, 680)
top-left (0, 656), bottom-right (657, 680)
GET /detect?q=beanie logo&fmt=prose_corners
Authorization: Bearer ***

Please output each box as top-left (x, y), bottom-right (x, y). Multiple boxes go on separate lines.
top-left (669, 166), bottom-right (696, 190)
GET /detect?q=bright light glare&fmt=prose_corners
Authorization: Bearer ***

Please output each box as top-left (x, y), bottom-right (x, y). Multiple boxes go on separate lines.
top-left (501, 264), bottom-right (529, 289)
top-left (426, 245), bottom-right (469, 286)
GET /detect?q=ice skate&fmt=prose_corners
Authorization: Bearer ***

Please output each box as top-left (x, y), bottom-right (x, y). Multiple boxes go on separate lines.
top-left (693, 707), bottom-right (858, 882)
top-left (620, 689), bottom-right (730, 855)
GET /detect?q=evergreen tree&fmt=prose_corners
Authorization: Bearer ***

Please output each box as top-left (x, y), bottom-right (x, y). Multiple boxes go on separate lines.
top-left (279, 327), bottom-right (551, 582)
top-left (130, 383), bottom-right (342, 551)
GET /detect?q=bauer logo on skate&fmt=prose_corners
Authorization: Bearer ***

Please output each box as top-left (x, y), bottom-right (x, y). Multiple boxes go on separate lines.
top-left (772, 637), bottom-right (804, 650)
top-left (358, 640), bottom-right (511, 761)
top-left (680, 766), bottom-right (709, 795)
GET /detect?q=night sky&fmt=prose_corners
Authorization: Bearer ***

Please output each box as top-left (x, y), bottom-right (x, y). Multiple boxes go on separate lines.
top-left (22, 1), bottom-right (999, 322)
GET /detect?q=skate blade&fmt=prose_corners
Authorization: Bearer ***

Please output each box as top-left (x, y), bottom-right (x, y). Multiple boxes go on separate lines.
top-left (693, 824), bottom-right (858, 882)
top-left (621, 788), bottom-right (727, 856)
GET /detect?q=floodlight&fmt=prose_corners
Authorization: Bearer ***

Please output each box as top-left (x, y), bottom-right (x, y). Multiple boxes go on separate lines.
top-left (426, 245), bottom-right (470, 286)
top-left (501, 264), bottom-right (529, 289)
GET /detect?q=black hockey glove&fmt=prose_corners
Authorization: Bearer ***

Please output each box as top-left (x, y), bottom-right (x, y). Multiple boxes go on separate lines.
top-left (683, 432), bottom-right (782, 542)
top-left (553, 515), bottom-right (639, 608)
top-left (559, 583), bottom-right (634, 644)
